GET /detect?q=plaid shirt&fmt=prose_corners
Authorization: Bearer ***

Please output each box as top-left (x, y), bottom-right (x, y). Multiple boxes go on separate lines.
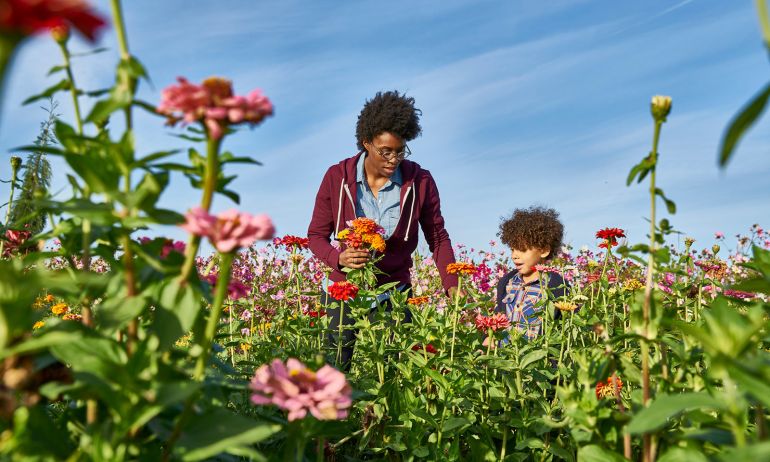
top-left (500, 272), bottom-right (547, 340)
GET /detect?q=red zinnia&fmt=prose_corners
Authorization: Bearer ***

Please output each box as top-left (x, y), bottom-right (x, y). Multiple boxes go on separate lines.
top-left (595, 228), bottom-right (626, 248)
top-left (0, 0), bottom-right (107, 41)
top-left (279, 235), bottom-right (309, 249)
top-left (412, 344), bottom-right (438, 354)
top-left (328, 281), bottom-right (359, 301)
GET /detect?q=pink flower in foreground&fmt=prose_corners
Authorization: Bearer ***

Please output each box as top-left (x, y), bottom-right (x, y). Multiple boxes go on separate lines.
top-left (181, 207), bottom-right (275, 253)
top-left (250, 358), bottom-right (352, 421)
top-left (157, 77), bottom-right (273, 139)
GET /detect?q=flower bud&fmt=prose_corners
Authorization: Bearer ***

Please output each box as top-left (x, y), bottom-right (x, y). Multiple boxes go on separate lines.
top-left (651, 95), bottom-right (672, 122)
top-left (712, 244), bottom-right (720, 255)
top-left (684, 237), bottom-right (695, 250)
top-left (50, 24), bottom-right (70, 44)
top-left (10, 156), bottom-right (22, 170)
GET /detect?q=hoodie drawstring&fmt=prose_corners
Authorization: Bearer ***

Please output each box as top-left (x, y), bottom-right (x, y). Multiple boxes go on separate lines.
top-left (335, 180), bottom-right (345, 237)
top-left (343, 184), bottom-right (356, 216)
top-left (402, 186), bottom-right (415, 242)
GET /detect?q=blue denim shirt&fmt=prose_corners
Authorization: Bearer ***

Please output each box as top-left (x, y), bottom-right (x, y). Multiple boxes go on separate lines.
top-left (355, 154), bottom-right (402, 239)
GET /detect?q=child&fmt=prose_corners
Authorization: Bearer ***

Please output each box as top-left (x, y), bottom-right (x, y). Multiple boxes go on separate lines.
top-left (495, 206), bottom-right (567, 340)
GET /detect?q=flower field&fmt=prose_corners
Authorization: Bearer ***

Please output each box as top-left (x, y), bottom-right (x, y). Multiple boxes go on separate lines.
top-left (2, 1), bottom-right (770, 461)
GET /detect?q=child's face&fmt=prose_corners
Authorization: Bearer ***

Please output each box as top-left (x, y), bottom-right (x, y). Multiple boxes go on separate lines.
top-left (510, 247), bottom-right (550, 277)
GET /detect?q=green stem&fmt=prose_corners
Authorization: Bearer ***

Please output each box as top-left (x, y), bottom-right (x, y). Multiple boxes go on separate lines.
top-left (641, 119), bottom-right (662, 462)
top-left (195, 252), bottom-right (234, 380)
top-left (449, 277), bottom-right (463, 364)
top-left (179, 136), bottom-right (223, 282)
top-left (56, 41), bottom-right (84, 135)
top-left (337, 301), bottom-right (345, 366)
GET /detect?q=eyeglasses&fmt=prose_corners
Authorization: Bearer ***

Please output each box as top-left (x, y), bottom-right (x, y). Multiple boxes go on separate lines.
top-left (373, 144), bottom-right (411, 161)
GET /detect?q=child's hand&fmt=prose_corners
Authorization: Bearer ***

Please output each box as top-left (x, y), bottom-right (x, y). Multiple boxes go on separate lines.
top-left (481, 336), bottom-right (497, 350)
top-left (448, 286), bottom-right (466, 299)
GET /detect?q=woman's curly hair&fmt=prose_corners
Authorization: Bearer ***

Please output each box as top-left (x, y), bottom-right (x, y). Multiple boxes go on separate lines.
top-left (356, 91), bottom-right (422, 150)
top-left (498, 206), bottom-right (564, 259)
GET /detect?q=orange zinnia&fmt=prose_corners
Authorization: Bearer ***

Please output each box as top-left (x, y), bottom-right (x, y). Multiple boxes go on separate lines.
top-left (446, 262), bottom-right (476, 275)
top-left (407, 296), bottom-right (430, 306)
top-left (51, 303), bottom-right (68, 316)
top-left (351, 218), bottom-right (379, 235)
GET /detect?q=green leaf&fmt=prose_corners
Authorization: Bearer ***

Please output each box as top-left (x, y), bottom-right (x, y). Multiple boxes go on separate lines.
top-left (85, 87), bottom-right (132, 124)
top-left (442, 416), bottom-right (472, 432)
top-left (658, 447), bottom-right (709, 462)
top-left (726, 364), bottom-right (770, 408)
top-left (135, 149), bottom-right (179, 167)
top-left (220, 151), bottom-right (263, 166)
top-left (718, 442), bottom-right (770, 462)
top-left (719, 81), bottom-right (770, 167)
top-left (22, 79), bottom-right (70, 105)
top-left (47, 65), bottom-right (66, 76)
top-left (95, 295), bottom-right (148, 332)
top-left (627, 392), bottom-right (725, 434)
top-left (8, 405), bottom-right (75, 459)
top-left (153, 280), bottom-right (204, 351)
top-left (50, 334), bottom-right (128, 381)
top-left (176, 409), bottom-right (279, 461)
top-left (577, 444), bottom-right (627, 462)
top-left (654, 188), bottom-right (677, 214)
top-left (519, 350), bottom-right (547, 370)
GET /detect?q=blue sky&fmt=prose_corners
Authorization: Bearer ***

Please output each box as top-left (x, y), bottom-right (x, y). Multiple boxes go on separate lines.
top-left (1, 0), bottom-right (769, 255)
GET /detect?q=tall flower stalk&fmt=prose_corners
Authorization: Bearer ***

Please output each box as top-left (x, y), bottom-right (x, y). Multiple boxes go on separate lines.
top-left (641, 94), bottom-right (672, 462)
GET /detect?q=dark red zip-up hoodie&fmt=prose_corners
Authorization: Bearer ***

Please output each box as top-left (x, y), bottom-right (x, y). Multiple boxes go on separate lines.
top-left (307, 152), bottom-right (458, 292)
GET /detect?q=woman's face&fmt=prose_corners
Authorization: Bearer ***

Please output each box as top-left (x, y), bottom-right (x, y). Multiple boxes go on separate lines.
top-left (363, 132), bottom-right (407, 179)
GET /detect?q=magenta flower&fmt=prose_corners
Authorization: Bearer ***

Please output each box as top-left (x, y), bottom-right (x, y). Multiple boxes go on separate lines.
top-left (180, 207), bottom-right (275, 253)
top-left (250, 358), bottom-right (352, 421)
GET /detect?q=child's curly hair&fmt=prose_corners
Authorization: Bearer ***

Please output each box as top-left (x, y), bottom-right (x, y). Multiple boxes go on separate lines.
top-left (498, 206), bottom-right (563, 259)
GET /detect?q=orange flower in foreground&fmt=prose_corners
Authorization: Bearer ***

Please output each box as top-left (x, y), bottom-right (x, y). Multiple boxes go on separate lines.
top-left (351, 218), bottom-right (380, 235)
top-left (44, 294), bottom-right (55, 303)
top-left (446, 262), bottom-right (476, 275)
top-left (51, 303), bottom-right (68, 316)
top-left (407, 296), bottom-right (430, 306)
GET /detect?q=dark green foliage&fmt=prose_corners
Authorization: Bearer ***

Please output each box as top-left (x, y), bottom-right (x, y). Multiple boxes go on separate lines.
top-left (9, 99), bottom-right (55, 234)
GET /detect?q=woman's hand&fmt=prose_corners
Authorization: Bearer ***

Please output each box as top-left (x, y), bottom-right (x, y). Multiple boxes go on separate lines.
top-left (338, 248), bottom-right (370, 269)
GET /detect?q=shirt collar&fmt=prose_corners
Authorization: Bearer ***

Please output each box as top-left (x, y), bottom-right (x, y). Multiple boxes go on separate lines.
top-left (512, 272), bottom-right (542, 287)
top-left (356, 153), bottom-right (402, 186)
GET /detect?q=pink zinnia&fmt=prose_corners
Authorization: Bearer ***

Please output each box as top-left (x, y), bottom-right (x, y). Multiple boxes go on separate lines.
top-left (180, 207), bottom-right (275, 253)
top-left (157, 77), bottom-right (273, 140)
top-left (475, 313), bottom-right (511, 332)
top-left (250, 358), bottom-right (352, 422)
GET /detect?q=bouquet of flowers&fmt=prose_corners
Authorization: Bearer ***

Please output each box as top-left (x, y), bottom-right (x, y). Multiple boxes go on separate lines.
top-left (336, 217), bottom-right (387, 289)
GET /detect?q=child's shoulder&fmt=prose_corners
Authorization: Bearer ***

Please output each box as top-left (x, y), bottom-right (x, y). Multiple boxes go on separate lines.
top-left (497, 269), bottom-right (518, 290)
